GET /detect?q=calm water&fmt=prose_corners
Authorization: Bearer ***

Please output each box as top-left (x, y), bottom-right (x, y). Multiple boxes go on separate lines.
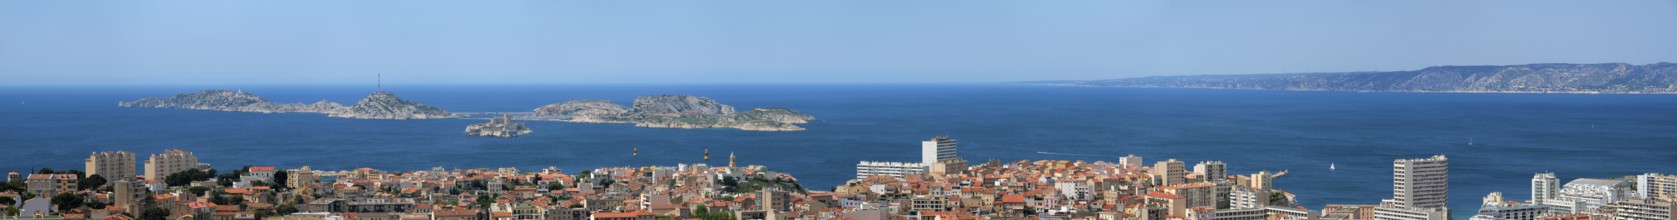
top-left (4, 84), bottom-right (1677, 216)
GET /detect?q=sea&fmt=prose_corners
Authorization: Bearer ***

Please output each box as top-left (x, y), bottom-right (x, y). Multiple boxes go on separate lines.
top-left (4, 84), bottom-right (1676, 218)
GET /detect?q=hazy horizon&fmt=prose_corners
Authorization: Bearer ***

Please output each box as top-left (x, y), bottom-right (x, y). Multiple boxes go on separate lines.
top-left (4, 0), bottom-right (1676, 85)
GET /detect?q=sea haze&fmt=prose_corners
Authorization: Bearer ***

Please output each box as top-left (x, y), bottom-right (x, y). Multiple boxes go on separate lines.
top-left (3, 84), bottom-right (1676, 216)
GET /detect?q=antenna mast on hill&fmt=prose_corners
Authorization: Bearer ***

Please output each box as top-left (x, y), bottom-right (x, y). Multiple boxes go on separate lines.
top-left (377, 73), bottom-right (383, 91)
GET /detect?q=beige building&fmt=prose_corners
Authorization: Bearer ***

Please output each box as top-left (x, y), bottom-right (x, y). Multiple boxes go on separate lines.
top-left (145, 149), bottom-right (199, 180)
top-left (86, 151), bottom-right (136, 181)
top-left (1374, 155), bottom-right (1451, 220)
top-left (1637, 173), bottom-right (1677, 201)
top-left (1121, 154), bottom-right (1144, 169)
top-left (26, 173), bottom-right (78, 196)
top-left (1155, 158), bottom-right (1186, 186)
top-left (1195, 161), bottom-right (1228, 181)
top-left (929, 158), bottom-right (968, 175)
top-left (288, 166), bottom-right (317, 192)
top-left (1610, 199), bottom-right (1677, 220)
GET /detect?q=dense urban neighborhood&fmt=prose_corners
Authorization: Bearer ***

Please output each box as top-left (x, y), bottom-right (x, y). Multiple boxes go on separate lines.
top-left (2, 138), bottom-right (1673, 220)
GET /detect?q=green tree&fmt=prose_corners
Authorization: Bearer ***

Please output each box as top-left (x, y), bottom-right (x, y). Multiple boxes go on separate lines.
top-left (51, 193), bottom-right (84, 213)
top-left (37, 168), bottom-right (54, 174)
top-left (209, 193), bottom-right (244, 206)
top-left (80, 174), bottom-right (108, 191)
top-left (276, 204), bottom-right (300, 216)
top-left (87, 202), bottom-right (108, 209)
top-left (0, 197), bottom-right (14, 206)
top-left (272, 171), bottom-right (290, 191)
top-left (188, 186), bottom-right (211, 197)
top-left (166, 169), bottom-right (217, 187)
top-left (140, 207), bottom-right (170, 220)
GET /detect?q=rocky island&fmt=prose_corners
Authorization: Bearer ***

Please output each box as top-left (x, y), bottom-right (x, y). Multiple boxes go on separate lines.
top-left (326, 91), bottom-right (454, 119)
top-left (464, 114), bottom-right (532, 137)
top-left (1027, 62), bottom-right (1677, 94)
top-left (533, 95), bottom-right (815, 131)
top-left (117, 90), bottom-right (344, 113)
top-left (120, 90), bottom-right (455, 119)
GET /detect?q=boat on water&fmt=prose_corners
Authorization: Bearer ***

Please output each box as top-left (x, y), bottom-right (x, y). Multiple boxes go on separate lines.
top-left (1330, 163), bottom-right (1336, 171)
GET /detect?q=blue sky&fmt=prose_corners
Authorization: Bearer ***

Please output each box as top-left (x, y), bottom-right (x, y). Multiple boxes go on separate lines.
top-left (2, 0), bottom-right (1675, 85)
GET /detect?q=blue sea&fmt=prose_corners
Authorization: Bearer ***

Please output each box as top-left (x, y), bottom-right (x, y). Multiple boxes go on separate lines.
top-left (4, 84), bottom-right (1677, 217)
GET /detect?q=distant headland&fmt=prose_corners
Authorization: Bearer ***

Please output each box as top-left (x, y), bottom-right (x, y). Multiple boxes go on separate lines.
top-left (1024, 62), bottom-right (1677, 94)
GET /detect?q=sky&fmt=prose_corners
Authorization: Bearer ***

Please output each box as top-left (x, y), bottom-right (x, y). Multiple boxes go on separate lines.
top-left (2, 0), bottom-right (1675, 85)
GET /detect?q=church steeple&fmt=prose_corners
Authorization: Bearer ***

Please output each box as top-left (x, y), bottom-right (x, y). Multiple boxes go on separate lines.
top-left (703, 148), bottom-right (710, 162)
top-left (729, 152), bottom-right (736, 168)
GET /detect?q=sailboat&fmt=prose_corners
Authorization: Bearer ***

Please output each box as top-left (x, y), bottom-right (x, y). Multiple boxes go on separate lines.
top-left (1468, 138), bottom-right (1474, 146)
top-left (1330, 163), bottom-right (1336, 171)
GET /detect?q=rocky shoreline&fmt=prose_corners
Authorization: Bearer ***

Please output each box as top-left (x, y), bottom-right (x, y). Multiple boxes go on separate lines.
top-left (119, 90), bottom-right (455, 120)
top-left (534, 95), bottom-right (815, 131)
top-left (121, 91), bottom-right (815, 132)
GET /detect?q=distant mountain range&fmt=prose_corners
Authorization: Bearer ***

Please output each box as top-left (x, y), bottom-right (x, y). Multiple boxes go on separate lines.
top-left (1025, 63), bottom-right (1677, 94)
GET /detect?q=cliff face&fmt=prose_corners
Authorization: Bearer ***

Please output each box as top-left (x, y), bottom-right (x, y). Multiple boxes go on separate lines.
top-left (118, 90), bottom-right (345, 113)
top-left (121, 90), bottom-right (453, 120)
top-left (1033, 63), bottom-right (1677, 94)
top-left (328, 91), bottom-right (455, 120)
top-left (630, 95), bottom-right (736, 116)
top-left (532, 95), bottom-right (815, 131)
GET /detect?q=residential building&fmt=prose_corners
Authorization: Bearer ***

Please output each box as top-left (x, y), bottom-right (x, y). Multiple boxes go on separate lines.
top-left (114, 179), bottom-right (136, 212)
top-left (86, 151), bottom-right (137, 180)
top-left (289, 166), bottom-right (317, 192)
top-left (1608, 199), bottom-right (1677, 220)
top-left (1230, 187), bottom-right (1262, 209)
top-left (759, 189), bottom-right (790, 212)
top-left (248, 166), bottom-right (277, 182)
top-left (144, 149), bottom-right (199, 180)
top-left (909, 195), bottom-right (945, 211)
top-left (1322, 204), bottom-right (1377, 220)
top-left (1533, 173), bottom-right (1559, 204)
top-left (1374, 155), bottom-right (1450, 220)
top-left (1250, 171), bottom-right (1273, 191)
top-left (25, 173), bottom-right (77, 196)
top-left (1373, 200), bottom-right (1448, 220)
top-left (1121, 154), bottom-right (1144, 169)
top-left (1392, 155), bottom-right (1449, 209)
top-left (1472, 192), bottom-right (1547, 220)
top-left (1195, 161), bottom-right (1228, 181)
top-left (856, 161), bottom-right (924, 179)
top-left (1636, 173), bottom-right (1677, 201)
top-left (920, 136), bottom-right (957, 166)
top-left (928, 158), bottom-right (967, 175)
top-left (1190, 208), bottom-right (1267, 220)
top-left (1163, 182), bottom-right (1219, 209)
top-left (1155, 159), bottom-right (1186, 186)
